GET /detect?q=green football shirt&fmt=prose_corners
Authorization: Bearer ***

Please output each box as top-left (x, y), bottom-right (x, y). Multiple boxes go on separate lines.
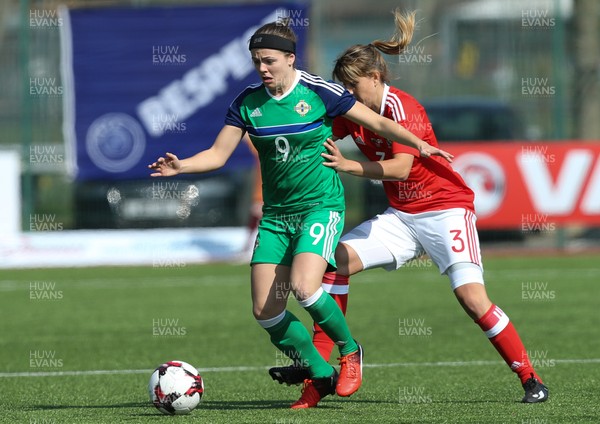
top-left (225, 70), bottom-right (356, 215)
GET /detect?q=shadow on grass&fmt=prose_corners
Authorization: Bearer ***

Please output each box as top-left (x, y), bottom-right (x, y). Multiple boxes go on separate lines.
top-left (198, 397), bottom-right (400, 410)
top-left (29, 397), bottom-right (398, 416)
top-left (29, 402), bottom-right (148, 410)
top-left (186, 399), bottom-right (319, 410)
top-left (434, 399), bottom-right (515, 404)
top-left (30, 399), bottom-right (314, 414)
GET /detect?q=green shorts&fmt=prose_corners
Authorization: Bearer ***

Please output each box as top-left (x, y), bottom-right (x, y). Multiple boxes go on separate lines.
top-left (251, 209), bottom-right (344, 269)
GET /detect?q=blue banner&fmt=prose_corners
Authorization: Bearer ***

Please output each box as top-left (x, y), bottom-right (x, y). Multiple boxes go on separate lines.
top-left (60, 3), bottom-right (308, 181)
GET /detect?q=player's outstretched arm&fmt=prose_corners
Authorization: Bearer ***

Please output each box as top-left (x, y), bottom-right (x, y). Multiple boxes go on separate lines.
top-left (321, 138), bottom-right (412, 180)
top-left (343, 102), bottom-right (453, 162)
top-left (148, 125), bottom-right (245, 177)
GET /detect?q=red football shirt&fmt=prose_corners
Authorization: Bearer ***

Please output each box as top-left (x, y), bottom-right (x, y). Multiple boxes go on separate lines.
top-left (333, 85), bottom-right (474, 213)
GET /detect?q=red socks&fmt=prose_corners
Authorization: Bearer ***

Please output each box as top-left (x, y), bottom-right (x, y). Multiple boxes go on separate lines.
top-left (476, 304), bottom-right (542, 384)
top-left (313, 281), bottom-right (542, 386)
top-left (313, 272), bottom-right (349, 361)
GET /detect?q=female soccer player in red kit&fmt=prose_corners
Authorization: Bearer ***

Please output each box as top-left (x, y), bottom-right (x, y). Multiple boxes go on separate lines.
top-left (271, 10), bottom-right (548, 405)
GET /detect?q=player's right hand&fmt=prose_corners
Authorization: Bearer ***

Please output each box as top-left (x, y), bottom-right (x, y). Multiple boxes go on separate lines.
top-left (148, 152), bottom-right (181, 177)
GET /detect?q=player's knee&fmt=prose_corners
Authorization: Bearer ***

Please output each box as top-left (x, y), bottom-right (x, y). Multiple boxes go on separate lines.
top-left (286, 278), bottom-right (314, 301)
top-left (447, 263), bottom-right (490, 318)
top-left (334, 243), bottom-right (362, 276)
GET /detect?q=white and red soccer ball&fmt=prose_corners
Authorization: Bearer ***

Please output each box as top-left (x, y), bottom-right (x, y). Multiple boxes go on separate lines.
top-left (148, 360), bottom-right (204, 415)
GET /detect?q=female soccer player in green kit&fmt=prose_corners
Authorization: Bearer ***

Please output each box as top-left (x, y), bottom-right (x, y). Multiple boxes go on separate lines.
top-left (270, 10), bottom-right (548, 405)
top-left (149, 19), bottom-right (452, 409)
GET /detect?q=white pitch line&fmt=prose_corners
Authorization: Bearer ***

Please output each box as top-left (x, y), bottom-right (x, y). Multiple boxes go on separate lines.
top-left (1, 358), bottom-right (599, 378)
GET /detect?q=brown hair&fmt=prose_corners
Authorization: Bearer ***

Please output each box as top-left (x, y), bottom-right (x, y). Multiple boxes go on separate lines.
top-left (251, 19), bottom-right (297, 53)
top-left (332, 9), bottom-right (416, 86)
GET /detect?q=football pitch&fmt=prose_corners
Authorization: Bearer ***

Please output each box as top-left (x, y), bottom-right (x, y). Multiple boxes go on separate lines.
top-left (2, 254), bottom-right (599, 423)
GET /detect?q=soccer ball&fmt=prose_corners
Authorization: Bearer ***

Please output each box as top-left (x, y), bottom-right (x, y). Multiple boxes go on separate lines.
top-left (148, 360), bottom-right (204, 415)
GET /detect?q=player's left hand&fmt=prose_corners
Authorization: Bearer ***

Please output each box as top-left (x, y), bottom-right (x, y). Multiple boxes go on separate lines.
top-left (419, 142), bottom-right (453, 162)
top-left (321, 138), bottom-right (351, 172)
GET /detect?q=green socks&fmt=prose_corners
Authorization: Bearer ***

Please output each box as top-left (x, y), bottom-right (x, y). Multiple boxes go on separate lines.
top-left (260, 310), bottom-right (334, 379)
top-left (299, 288), bottom-right (358, 356)
top-left (258, 288), bottom-right (358, 378)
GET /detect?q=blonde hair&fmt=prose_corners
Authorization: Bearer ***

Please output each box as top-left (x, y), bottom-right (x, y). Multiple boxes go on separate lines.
top-left (332, 9), bottom-right (416, 85)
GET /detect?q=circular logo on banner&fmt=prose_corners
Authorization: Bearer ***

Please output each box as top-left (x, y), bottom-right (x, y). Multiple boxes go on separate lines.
top-left (452, 152), bottom-right (506, 218)
top-left (86, 113), bottom-right (146, 173)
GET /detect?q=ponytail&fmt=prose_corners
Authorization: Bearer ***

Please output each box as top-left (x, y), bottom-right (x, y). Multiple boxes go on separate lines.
top-left (371, 9), bottom-right (416, 56)
top-left (333, 9), bottom-right (417, 85)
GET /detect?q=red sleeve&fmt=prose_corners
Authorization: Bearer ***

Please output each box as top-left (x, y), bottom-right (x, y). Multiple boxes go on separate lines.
top-left (332, 116), bottom-right (350, 139)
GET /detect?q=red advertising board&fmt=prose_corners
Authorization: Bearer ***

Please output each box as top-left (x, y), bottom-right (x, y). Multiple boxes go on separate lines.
top-left (447, 141), bottom-right (600, 229)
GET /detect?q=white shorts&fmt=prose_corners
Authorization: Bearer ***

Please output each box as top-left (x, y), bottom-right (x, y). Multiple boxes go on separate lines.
top-left (341, 207), bottom-right (483, 276)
